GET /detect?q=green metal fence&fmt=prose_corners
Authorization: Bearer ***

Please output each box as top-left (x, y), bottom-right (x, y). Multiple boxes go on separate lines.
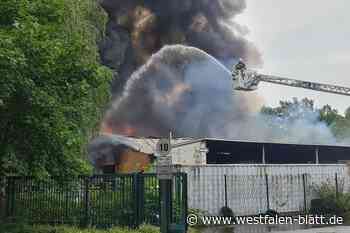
top-left (5, 173), bottom-right (188, 229)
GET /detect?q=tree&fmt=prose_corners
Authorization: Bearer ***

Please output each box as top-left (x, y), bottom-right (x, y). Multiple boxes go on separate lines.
top-left (330, 118), bottom-right (350, 140)
top-left (345, 107), bottom-right (350, 120)
top-left (319, 104), bottom-right (340, 126)
top-left (261, 98), bottom-right (350, 142)
top-left (261, 97), bottom-right (316, 120)
top-left (0, 0), bottom-right (113, 177)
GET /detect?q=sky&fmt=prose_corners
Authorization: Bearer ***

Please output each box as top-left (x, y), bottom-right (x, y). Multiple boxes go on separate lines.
top-left (235, 0), bottom-right (350, 114)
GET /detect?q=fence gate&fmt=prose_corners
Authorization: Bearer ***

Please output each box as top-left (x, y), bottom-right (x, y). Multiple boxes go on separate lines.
top-left (5, 173), bottom-right (187, 230)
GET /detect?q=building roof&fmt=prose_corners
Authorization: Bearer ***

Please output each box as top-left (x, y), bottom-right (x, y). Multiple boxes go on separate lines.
top-left (102, 134), bottom-right (350, 155)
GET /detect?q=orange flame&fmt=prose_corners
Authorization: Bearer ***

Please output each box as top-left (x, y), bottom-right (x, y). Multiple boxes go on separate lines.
top-left (101, 122), bottom-right (138, 136)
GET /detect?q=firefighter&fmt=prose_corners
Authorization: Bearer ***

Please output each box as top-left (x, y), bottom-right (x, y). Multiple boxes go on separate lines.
top-left (234, 58), bottom-right (247, 84)
top-left (235, 58), bottom-right (246, 72)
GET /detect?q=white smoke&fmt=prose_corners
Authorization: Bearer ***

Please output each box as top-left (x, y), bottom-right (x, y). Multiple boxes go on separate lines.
top-left (259, 106), bottom-right (337, 144)
top-left (103, 45), bottom-right (343, 145)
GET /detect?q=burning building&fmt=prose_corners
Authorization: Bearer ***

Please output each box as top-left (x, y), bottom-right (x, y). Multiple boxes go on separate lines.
top-left (88, 134), bottom-right (155, 173)
top-left (89, 135), bottom-right (350, 168)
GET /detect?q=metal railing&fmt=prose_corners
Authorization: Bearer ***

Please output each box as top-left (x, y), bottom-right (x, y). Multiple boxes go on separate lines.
top-left (4, 173), bottom-right (188, 228)
top-left (182, 165), bottom-right (350, 216)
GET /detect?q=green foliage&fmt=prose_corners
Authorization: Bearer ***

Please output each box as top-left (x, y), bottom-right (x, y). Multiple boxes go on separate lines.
top-left (261, 97), bottom-right (350, 142)
top-left (319, 104), bottom-right (340, 126)
top-left (345, 107), bottom-right (350, 120)
top-left (219, 206), bottom-right (234, 217)
top-left (0, 0), bottom-right (23, 26)
top-left (330, 118), bottom-right (350, 140)
top-left (261, 97), bottom-right (316, 119)
top-left (7, 176), bottom-right (165, 227)
top-left (311, 182), bottom-right (350, 222)
top-left (0, 0), bottom-right (113, 178)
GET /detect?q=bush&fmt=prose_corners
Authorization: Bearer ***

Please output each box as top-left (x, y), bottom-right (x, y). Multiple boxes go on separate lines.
top-left (311, 182), bottom-right (350, 222)
top-left (264, 209), bottom-right (279, 216)
top-left (219, 206), bottom-right (234, 217)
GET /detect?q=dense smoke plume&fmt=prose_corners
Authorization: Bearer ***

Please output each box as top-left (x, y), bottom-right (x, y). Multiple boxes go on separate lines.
top-left (99, 0), bottom-right (262, 92)
top-left (102, 45), bottom-right (337, 144)
top-left (98, 1), bottom-right (344, 145)
top-left (103, 45), bottom-right (263, 138)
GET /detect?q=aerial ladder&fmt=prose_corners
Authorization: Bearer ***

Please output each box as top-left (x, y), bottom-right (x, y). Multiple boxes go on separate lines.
top-left (232, 60), bottom-right (350, 96)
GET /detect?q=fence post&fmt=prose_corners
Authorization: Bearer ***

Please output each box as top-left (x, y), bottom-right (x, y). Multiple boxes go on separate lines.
top-left (265, 174), bottom-right (270, 210)
top-left (224, 175), bottom-right (228, 208)
top-left (138, 173), bottom-right (145, 226)
top-left (182, 173), bottom-right (188, 232)
top-left (133, 174), bottom-right (138, 228)
top-left (335, 173), bottom-right (339, 200)
top-left (302, 174), bottom-right (307, 213)
top-left (133, 173), bottom-right (144, 228)
top-left (0, 177), bottom-right (4, 219)
top-left (6, 177), bottom-right (15, 218)
top-left (166, 178), bottom-right (173, 225)
top-left (83, 177), bottom-right (90, 227)
top-left (5, 177), bottom-right (10, 218)
top-left (160, 177), bottom-right (173, 233)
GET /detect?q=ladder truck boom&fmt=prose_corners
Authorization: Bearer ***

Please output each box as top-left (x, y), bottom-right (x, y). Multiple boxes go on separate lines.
top-left (232, 61), bottom-right (350, 96)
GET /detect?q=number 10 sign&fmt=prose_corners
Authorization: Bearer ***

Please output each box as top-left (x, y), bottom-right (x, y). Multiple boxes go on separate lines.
top-left (156, 138), bottom-right (172, 156)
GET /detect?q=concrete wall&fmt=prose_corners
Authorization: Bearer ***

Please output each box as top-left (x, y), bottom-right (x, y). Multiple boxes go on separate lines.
top-left (180, 164), bottom-right (350, 216)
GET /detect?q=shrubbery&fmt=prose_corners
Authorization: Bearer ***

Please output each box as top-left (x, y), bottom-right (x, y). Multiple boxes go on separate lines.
top-left (311, 182), bottom-right (350, 223)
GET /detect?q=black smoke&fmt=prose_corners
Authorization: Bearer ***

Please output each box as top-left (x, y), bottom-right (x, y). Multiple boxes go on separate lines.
top-left (99, 0), bottom-right (262, 92)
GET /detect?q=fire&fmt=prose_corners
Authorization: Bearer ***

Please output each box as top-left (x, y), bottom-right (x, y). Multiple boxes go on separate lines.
top-left (101, 123), bottom-right (113, 134)
top-left (156, 83), bottom-right (191, 106)
top-left (133, 6), bottom-right (155, 30)
top-left (131, 6), bottom-right (157, 64)
top-left (121, 125), bottom-right (137, 136)
top-left (101, 122), bottom-right (137, 136)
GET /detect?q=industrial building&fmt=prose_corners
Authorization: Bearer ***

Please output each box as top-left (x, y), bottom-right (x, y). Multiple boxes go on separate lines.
top-left (89, 135), bottom-right (350, 172)
top-left (88, 134), bottom-right (155, 173)
top-left (168, 138), bottom-right (350, 165)
top-left (88, 135), bottom-right (350, 215)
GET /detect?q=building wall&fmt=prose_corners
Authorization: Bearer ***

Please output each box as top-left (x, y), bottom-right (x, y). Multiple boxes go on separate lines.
top-left (205, 140), bottom-right (350, 164)
top-left (180, 164), bottom-right (350, 216)
top-left (117, 149), bottom-right (152, 173)
top-left (97, 149), bottom-right (153, 173)
top-left (171, 141), bottom-right (207, 165)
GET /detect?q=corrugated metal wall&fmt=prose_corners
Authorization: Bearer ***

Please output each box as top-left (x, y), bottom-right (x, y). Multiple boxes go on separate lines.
top-left (180, 164), bottom-right (350, 216)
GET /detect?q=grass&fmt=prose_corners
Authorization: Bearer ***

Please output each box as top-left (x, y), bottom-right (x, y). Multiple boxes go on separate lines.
top-left (0, 223), bottom-right (200, 233)
top-left (0, 223), bottom-right (156, 233)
